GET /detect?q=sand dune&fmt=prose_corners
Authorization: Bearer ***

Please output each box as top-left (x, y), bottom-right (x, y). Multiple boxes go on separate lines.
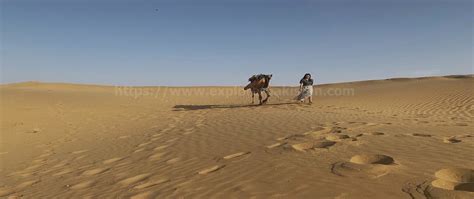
top-left (0, 75), bottom-right (473, 198)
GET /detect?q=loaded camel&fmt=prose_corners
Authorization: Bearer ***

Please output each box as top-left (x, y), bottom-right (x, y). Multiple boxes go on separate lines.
top-left (244, 74), bottom-right (272, 105)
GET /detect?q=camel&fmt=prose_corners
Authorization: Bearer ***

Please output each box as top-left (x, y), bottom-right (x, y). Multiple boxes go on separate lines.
top-left (244, 74), bottom-right (272, 105)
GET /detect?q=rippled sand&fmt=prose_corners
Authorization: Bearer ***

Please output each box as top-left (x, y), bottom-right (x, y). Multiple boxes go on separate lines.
top-left (1, 75), bottom-right (473, 198)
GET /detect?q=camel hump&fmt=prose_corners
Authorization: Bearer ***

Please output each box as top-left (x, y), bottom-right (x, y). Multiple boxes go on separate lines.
top-left (248, 74), bottom-right (271, 82)
top-left (248, 75), bottom-right (258, 82)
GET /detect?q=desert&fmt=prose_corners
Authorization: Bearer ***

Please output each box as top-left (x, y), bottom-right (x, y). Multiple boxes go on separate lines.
top-left (0, 75), bottom-right (473, 198)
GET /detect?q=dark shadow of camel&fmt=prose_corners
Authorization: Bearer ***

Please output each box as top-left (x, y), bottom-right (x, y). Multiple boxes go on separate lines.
top-left (173, 102), bottom-right (298, 111)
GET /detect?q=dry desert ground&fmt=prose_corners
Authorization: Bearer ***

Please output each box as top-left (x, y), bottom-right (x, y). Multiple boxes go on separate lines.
top-left (0, 75), bottom-right (473, 198)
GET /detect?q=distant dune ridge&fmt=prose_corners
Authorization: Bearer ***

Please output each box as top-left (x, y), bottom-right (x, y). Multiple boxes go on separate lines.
top-left (0, 75), bottom-right (473, 198)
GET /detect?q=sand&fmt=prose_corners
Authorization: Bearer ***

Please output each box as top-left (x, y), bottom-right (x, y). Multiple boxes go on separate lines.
top-left (0, 75), bottom-right (473, 198)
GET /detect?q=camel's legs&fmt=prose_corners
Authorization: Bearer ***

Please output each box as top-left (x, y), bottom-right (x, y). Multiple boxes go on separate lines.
top-left (258, 91), bottom-right (263, 105)
top-left (262, 90), bottom-right (270, 104)
top-left (251, 92), bottom-right (255, 104)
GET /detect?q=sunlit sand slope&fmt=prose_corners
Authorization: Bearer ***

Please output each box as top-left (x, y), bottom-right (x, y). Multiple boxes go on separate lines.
top-left (0, 75), bottom-right (473, 198)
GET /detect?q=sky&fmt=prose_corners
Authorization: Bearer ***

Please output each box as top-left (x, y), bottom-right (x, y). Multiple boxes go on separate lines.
top-left (1, 0), bottom-right (472, 86)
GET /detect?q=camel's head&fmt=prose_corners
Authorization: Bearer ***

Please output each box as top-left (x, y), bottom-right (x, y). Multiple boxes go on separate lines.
top-left (263, 74), bottom-right (272, 88)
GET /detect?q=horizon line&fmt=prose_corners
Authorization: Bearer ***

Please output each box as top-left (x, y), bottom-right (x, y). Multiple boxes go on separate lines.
top-left (1, 74), bottom-right (472, 88)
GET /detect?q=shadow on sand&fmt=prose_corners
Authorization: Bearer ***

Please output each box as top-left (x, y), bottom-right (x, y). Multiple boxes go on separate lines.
top-left (173, 102), bottom-right (298, 111)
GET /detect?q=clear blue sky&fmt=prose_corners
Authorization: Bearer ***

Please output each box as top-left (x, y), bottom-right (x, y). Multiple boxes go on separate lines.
top-left (1, 0), bottom-right (472, 86)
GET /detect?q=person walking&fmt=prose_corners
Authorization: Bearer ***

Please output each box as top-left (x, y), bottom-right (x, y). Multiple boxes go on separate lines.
top-left (296, 73), bottom-right (314, 104)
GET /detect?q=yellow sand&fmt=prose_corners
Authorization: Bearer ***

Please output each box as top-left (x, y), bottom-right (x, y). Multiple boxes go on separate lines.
top-left (0, 75), bottom-right (473, 198)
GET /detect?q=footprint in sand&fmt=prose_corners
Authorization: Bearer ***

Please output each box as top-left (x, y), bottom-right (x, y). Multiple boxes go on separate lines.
top-left (411, 133), bottom-right (432, 137)
top-left (26, 128), bottom-right (41, 134)
top-left (431, 168), bottom-right (474, 192)
top-left (134, 178), bottom-right (170, 189)
top-left (118, 173), bottom-right (152, 187)
top-left (277, 134), bottom-right (307, 142)
top-left (82, 167), bottom-right (110, 176)
top-left (329, 127), bottom-right (346, 134)
top-left (198, 165), bottom-right (225, 174)
top-left (443, 134), bottom-right (472, 143)
top-left (331, 154), bottom-right (396, 179)
top-left (401, 181), bottom-right (432, 199)
top-left (457, 134), bottom-right (472, 138)
top-left (325, 134), bottom-right (350, 141)
top-left (364, 132), bottom-right (385, 136)
top-left (291, 142), bottom-right (315, 151)
top-left (443, 137), bottom-right (461, 143)
top-left (350, 154), bottom-right (394, 165)
top-left (223, 152), bottom-right (250, 160)
top-left (266, 142), bottom-right (286, 149)
top-left (416, 121), bottom-right (430, 124)
top-left (291, 140), bottom-right (336, 152)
